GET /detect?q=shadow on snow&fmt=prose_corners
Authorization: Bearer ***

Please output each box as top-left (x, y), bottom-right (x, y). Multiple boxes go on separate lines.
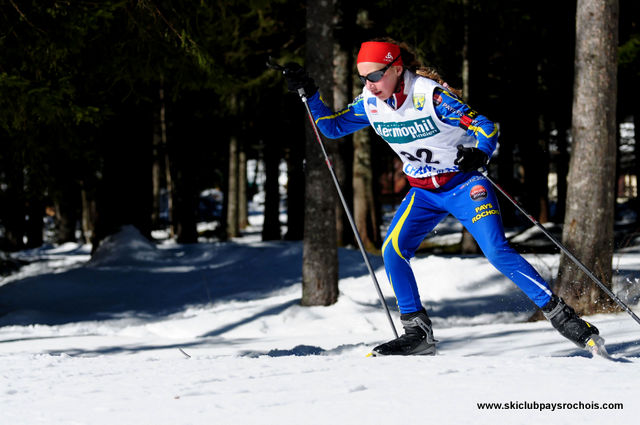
top-left (0, 238), bottom-right (384, 327)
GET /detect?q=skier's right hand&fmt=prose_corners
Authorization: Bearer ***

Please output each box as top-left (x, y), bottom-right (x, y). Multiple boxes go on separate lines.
top-left (283, 63), bottom-right (318, 97)
top-left (454, 144), bottom-right (488, 172)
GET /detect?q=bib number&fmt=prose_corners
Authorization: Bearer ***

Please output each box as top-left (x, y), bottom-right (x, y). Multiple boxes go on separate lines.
top-left (400, 148), bottom-right (439, 164)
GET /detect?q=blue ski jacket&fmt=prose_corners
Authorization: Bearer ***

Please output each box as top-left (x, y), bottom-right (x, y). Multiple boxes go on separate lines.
top-left (306, 80), bottom-right (499, 159)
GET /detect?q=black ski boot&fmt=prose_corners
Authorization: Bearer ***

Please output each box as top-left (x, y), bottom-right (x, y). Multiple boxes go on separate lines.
top-left (371, 309), bottom-right (437, 356)
top-left (542, 295), bottom-right (599, 348)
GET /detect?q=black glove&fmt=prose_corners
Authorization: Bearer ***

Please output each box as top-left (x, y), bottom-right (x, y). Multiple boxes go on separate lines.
top-left (283, 62), bottom-right (317, 97)
top-left (454, 144), bottom-right (488, 172)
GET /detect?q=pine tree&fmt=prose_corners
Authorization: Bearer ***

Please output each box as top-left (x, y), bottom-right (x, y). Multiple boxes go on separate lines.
top-left (554, 0), bottom-right (620, 314)
top-left (301, 0), bottom-right (339, 306)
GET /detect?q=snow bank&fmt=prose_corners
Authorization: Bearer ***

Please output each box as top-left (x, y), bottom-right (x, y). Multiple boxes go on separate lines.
top-left (89, 225), bottom-right (160, 266)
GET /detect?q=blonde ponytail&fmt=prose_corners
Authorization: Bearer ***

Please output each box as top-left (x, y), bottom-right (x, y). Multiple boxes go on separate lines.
top-left (415, 67), bottom-right (463, 99)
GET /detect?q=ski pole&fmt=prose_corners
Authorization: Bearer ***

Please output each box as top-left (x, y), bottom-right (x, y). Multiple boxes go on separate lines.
top-left (268, 59), bottom-right (398, 338)
top-left (483, 171), bottom-right (640, 327)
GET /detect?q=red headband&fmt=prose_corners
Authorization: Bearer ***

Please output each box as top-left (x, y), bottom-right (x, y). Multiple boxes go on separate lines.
top-left (357, 41), bottom-right (403, 66)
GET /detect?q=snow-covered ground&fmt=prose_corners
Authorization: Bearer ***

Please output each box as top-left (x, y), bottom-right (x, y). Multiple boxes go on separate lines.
top-left (1, 221), bottom-right (640, 425)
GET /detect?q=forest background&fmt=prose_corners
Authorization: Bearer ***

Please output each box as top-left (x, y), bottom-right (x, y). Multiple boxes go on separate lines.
top-left (1, 0), bottom-right (639, 312)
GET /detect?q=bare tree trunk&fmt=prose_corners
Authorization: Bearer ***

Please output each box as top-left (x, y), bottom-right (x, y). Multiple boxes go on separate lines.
top-left (162, 95), bottom-right (174, 238)
top-left (352, 77), bottom-right (381, 251)
top-left (226, 93), bottom-right (240, 238)
top-left (152, 92), bottom-right (162, 230)
top-left (152, 83), bottom-right (173, 236)
top-left (161, 121), bottom-right (175, 237)
top-left (151, 154), bottom-right (162, 227)
top-left (352, 127), bottom-right (381, 251)
top-left (555, 0), bottom-right (619, 315)
top-left (173, 170), bottom-right (199, 244)
top-left (302, 0), bottom-right (339, 306)
top-left (331, 5), bottom-right (350, 247)
top-left (54, 185), bottom-right (78, 244)
top-left (80, 186), bottom-right (96, 245)
top-left (227, 134), bottom-right (239, 238)
top-left (238, 148), bottom-right (249, 230)
top-left (152, 105), bottom-right (162, 229)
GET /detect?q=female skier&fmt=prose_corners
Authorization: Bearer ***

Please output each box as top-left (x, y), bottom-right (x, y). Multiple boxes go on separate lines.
top-left (283, 39), bottom-right (601, 356)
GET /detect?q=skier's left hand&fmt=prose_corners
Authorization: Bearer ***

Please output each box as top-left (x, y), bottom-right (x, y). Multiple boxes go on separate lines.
top-left (454, 144), bottom-right (488, 172)
top-left (282, 63), bottom-right (318, 97)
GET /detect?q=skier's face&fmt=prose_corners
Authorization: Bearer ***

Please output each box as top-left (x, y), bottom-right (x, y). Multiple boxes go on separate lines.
top-left (357, 62), bottom-right (403, 100)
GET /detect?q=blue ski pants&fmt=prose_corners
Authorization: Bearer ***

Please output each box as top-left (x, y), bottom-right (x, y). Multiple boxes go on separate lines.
top-left (382, 172), bottom-right (553, 314)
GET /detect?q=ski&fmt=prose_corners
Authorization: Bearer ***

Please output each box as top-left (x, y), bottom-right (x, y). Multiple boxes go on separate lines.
top-left (366, 336), bottom-right (633, 361)
top-left (585, 335), bottom-right (632, 363)
top-left (366, 346), bottom-right (437, 357)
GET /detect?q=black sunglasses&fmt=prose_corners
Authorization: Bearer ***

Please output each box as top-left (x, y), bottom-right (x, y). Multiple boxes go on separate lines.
top-left (358, 54), bottom-right (401, 85)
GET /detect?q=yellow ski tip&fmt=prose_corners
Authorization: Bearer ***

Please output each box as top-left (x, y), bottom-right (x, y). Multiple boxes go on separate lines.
top-left (366, 352), bottom-right (373, 357)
